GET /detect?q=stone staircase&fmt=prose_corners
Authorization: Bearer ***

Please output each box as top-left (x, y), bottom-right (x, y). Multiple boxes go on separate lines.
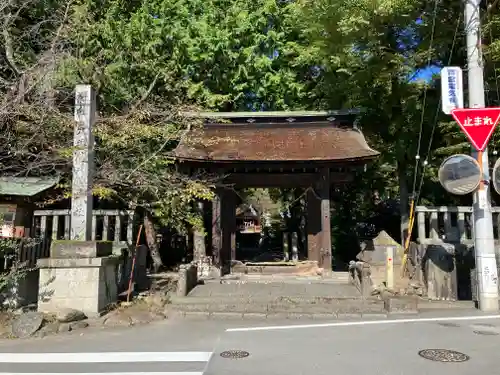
top-left (168, 274), bottom-right (418, 319)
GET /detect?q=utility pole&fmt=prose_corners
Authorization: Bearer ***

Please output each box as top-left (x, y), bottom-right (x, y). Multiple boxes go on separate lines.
top-left (464, 0), bottom-right (500, 311)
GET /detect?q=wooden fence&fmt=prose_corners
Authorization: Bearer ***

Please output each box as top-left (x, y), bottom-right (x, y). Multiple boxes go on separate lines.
top-left (13, 209), bottom-right (137, 267)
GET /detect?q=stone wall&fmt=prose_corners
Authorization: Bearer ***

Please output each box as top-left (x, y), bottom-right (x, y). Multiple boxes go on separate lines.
top-left (421, 243), bottom-right (457, 300)
top-left (415, 241), bottom-right (498, 301)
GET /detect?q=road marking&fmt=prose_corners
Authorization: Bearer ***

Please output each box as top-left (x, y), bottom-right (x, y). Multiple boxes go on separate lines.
top-left (0, 351), bottom-right (212, 363)
top-left (226, 314), bottom-right (500, 332)
top-left (0, 373), bottom-right (203, 375)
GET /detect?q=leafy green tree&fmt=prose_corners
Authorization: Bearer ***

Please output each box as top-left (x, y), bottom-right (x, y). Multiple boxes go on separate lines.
top-left (298, 0), bottom-right (464, 242)
top-left (60, 0), bottom-right (317, 111)
top-left (1, 0), bottom-right (323, 236)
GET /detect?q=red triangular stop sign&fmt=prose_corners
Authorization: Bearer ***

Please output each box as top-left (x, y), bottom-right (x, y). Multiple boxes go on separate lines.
top-left (451, 107), bottom-right (500, 151)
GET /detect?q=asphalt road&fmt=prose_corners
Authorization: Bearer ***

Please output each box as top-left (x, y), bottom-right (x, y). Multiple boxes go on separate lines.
top-left (207, 314), bottom-right (500, 375)
top-left (0, 319), bottom-right (222, 375)
top-left (2, 312), bottom-right (500, 375)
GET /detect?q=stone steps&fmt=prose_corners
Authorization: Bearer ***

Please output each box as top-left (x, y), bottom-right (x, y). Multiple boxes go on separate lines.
top-left (170, 295), bottom-right (372, 304)
top-left (220, 272), bottom-right (350, 283)
top-left (169, 302), bottom-right (385, 314)
top-left (220, 276), bottom-right (350, 285)
top-left (188, 281), bottom-right (360, 299)
top-left (169, 277), bottom-right (420, 319)
top-left (167, 298), bottom-right (419, 320)
top-left (168, 299), bottom-right (387, 319)
top-left (168, 294), bottom-right (419, 319)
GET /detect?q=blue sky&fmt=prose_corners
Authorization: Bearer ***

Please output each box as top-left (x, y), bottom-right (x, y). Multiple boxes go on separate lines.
top-left (411, 65), bottom-right (441, 82)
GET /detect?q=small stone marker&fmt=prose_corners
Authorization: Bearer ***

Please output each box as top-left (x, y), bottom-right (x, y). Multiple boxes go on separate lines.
top-left (357, 231), bottom-right (402, 265)
top-left (11, 312), bottom-right (44, 338)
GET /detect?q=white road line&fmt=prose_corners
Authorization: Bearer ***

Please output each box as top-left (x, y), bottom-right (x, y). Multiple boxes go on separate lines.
top-left (0, 373), bottom-right (203, 375)
top-left (226, 314), bottom-right (500, 332)
top-left (0, 351), bottom-right (212, 363)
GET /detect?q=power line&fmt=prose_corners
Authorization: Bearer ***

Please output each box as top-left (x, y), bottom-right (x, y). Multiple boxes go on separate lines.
top-left (401, 12), bottom-right (462, 274)
top-left (411, 0), bottom-right (440, 197)
top-left (488, 15), bottom-right (500, 152)
top-left (414, 14), bottom-right (463, 204)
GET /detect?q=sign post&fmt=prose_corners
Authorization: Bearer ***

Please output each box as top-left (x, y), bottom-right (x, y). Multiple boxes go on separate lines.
top-left (450, 107), bottom-right (500, 151)
top-left (451, 108), bottom-right (500, 209)
top-left (443, 0), bottom-right (500, 311)
top-left (450, 109), bottom-right (500, 309)
top-left (441, 67), bottom-right (464, 114)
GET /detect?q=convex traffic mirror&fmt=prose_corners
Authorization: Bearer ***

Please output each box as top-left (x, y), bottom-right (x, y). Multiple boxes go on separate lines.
top-left (438, 154), bottom-right (481, 195)
top-left (492, 157), bottom-right (500, 195)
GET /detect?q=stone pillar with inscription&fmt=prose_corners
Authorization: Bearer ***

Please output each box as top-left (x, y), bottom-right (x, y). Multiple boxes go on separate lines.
top-left (306, 168), bottom-right (332, 275)
top-left (193, 201), bottom-right (212, 279)
top-left (319, 168), bottom-right (332, 274)
top-left (37, 85), bottom-right (118, 317)
top-left (70, 85), bottom-right (95, 241)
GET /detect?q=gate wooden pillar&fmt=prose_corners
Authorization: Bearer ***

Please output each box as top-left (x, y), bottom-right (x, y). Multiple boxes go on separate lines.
top-left (306, 168), bottom-right (332, 272)
top-left (211, 192), bottom-right (222, 272)
top-left (220, 189), bottom-right (237, 275)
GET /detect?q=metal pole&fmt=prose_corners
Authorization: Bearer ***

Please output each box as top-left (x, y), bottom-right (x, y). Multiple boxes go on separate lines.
top-left (465, 0), bottom-right (499, 311)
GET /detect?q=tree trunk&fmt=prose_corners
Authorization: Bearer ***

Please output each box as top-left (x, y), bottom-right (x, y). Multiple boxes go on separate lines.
top-left (143, 213), bottom-right (163, 272)
top-left (397, 162), bottom-right (409, 245)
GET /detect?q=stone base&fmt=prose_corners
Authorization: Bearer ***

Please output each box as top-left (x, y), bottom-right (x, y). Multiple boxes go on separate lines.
top-left (50, 240), bottom-right (112, 259)
top-left (37, 257), bottom-right (119, 317)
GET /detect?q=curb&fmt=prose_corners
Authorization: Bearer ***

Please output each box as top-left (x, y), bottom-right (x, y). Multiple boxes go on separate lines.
top-left (170, 310), bottom-right (419, 320)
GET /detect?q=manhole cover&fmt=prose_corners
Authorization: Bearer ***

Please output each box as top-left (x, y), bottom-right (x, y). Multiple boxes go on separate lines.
top-left (473, 330), bottom-right (499, 336)
top-left (438, 322), bottom-right (460, 328)
top-left (220, 350), bottom-right (250, 359)
top-left (418, 349), bottom-right (470, 362)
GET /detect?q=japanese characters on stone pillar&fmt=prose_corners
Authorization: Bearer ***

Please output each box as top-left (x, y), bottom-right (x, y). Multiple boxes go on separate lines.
top-left (71, 85), bottom-right (96, 241)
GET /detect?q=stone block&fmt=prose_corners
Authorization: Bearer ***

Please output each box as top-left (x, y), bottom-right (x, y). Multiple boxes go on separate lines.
top-left (384, 297), bottom-right (418, 313)
top-left (196, 256), bottom-right (214, 279)
top-left (358, 231), bottom-right (402, 265)
top-left (50, 240), bottom-right (112, 259)
top-left (177, 264), bottom-right (198, 297)
top-left (423, 243), bottom-right (457, 300)
top-left (38, 256), bottom-right (119, 317)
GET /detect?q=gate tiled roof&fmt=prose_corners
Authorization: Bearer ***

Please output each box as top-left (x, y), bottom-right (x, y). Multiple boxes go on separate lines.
top-left (174, 122), bottom-right (379, 162)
